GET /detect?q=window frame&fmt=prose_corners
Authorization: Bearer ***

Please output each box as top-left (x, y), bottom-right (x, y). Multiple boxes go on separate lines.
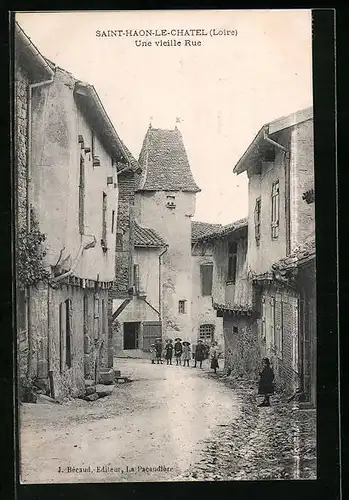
top-left (254, 197), bottom-right (261, 245)
top-left (199, 324), bottom-right (215, 342)
top-left (227, 241), bottom-right (238, 283)
top-left (101, 192), bottom-right (107, 250)
top-left (178, 300), bottom-right (186, 314)
top-left (200, 263), bottom-right (213, 296)
top-left (271, 180), bottom-right (280, 239)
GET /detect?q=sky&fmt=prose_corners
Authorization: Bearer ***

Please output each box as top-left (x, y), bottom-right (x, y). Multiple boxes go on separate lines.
top-left (16, 10), bottom-right (313, 224)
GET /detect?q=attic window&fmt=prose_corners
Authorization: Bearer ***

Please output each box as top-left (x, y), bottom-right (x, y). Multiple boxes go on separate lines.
top-left (166, 195), bottom-right (176, 209)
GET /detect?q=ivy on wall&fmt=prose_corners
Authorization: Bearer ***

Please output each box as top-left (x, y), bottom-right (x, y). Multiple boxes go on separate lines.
top-left (17, 212), bottom-right (50, 289)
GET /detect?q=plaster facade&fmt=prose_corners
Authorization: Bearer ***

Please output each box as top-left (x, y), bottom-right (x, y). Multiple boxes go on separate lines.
top-left (135, 190), bottom-right (195, 339)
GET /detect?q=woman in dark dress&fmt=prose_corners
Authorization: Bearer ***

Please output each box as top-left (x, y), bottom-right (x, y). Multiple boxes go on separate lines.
top-left (194, 339), bottom-right (205, 368)
top-left (258, 357), bottom-right (275, 407)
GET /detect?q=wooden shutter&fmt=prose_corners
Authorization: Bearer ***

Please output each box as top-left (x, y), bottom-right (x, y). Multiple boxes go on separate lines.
top-left (201, 264), bottom-right (213, 295)
top-left (142, 321), bottom-right (162, 351)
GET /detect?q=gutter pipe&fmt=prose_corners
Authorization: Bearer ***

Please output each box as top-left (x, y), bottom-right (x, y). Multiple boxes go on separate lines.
top-left (263, 129), bottom-right (288, 153)
top-left (158, 245), bottom-right (168, 336)
top-left (20, 25), bottom-right (54, 380)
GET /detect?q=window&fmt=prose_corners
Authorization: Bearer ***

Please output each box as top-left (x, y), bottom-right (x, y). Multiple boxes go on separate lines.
top-left (271, 181), bottom-right (280, 239)
top-left (65, 299), bottom-right (72, 368)
top-left (111, 210), bottom-right (115, 234)
top-left (133, 264), bottom-right (140, 293)
top-left (199, 324), bottom-right (214, 342)
top-left (115, 231), bottom-right (123, 251)
top-left (79, 155), bottom-right (85, 235)
top-left (178, 300), bottom-right (186, 314)
top-left (254, 197), bottom-right (261, 244)
top-left (200, 263), bottom-right (213, 296)
top-left (101, 192), bottom-right (107, 250)
top-left (94, 296), bottom-right (100, 339)
top-left (166, 195), bottom-right (176, 209)
top-left (233, 326), bottom-right (238, 334)
top-left (227, 242), bottom-right (237, 283)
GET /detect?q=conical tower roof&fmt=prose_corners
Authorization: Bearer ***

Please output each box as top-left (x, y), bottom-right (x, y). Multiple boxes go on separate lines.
top-left (136, 125), bottom-right (201, 193)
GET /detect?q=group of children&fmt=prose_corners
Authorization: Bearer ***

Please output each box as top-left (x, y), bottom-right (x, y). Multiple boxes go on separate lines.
top-left (150, 337), bottom-right (276, 407)
top-left (150, 338), bottom-right (223, 373)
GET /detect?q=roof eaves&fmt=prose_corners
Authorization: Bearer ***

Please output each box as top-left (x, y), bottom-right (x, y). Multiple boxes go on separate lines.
top-left (74, 82), bottom-right (138, 170)
top-left (15, 22), bottom-right (54, 81)
top-left (233, 126), bottom-right (267, 175)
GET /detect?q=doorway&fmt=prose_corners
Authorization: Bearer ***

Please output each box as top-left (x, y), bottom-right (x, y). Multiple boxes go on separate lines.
top-left (123, 322), bottom-right (140, 349)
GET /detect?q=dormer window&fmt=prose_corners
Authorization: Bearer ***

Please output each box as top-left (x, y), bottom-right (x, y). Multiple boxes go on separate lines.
top-left (166, 195), bottom-right (176, 209)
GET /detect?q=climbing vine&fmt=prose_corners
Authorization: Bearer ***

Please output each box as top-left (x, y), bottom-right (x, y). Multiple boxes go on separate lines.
top-left (17, 213), bottom-right (50, 289)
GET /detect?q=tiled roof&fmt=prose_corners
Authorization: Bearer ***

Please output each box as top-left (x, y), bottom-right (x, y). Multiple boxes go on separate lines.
top-left (194, 217), bottom-right (248, 242)
top-left (191, 221), bottom-right (223, 242)
top-left (136, 126), bottom-right (201, 192)
top-left (119, 141), bottom-right (140, 173)
top-left (134, 221), bottom-right (166, 248)
top-left (272, 233), bottom-right (316, 271)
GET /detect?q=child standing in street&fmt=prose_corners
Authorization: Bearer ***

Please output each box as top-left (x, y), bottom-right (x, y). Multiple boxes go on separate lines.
top-left (209, 341), bottom-right (220, 374)
top-left (182, 341), bottom-right (191, 366)
top-left (150, 343), bottom-right (156, 364)
top-left (165, 339), bottom-right (174, 365)
top-left (174, 338), bottom-right (183, 365)
top-left (155, 338), bottom-right (163, 364)
top-left (257, 357), bottom-right (275, 407)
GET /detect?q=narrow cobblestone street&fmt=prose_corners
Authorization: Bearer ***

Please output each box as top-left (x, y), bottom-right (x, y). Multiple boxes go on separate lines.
top-left (20, 359), bottom-right (316, 484)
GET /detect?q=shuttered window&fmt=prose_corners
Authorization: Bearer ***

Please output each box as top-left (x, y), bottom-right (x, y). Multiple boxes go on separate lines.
top-left (102, 192), bottom-right (107, 248)
top-left (254, 197), bottom-right (261, 244)
top-left (227, 242), bottom-right (237, 282)
top-left (200, 263), bottom-right (213, 296)
top-left (271, 181), bottom-right (280, 239)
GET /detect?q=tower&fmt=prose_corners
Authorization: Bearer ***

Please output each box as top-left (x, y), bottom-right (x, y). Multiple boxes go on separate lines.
top-left (134, 125), bottom-right (201, 340)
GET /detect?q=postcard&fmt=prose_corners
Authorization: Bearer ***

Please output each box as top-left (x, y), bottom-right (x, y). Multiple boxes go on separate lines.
top-left (14, 9), bottom-right (317, 484)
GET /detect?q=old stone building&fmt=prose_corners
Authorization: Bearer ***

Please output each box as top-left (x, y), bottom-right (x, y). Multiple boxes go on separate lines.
top-left (233, 107), bottom-right (315, 402)
top-left (15, 23), bottom-right (135, 400)
top-left (191, 222), bottom-right (224, 347)
top-left (134, 125), bottom-right (201, 342)
top-left (194, 219), bottom-right (257, 376)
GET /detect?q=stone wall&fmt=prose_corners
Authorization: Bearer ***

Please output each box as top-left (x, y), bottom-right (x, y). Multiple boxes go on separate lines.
top-left (223, 314), bottom-right (259, 378)
top-left (289, 119), bottom-right (315, 251)
top-left (111, 171), bottom-right (135, 298)
top-left (15, 61), bottom-right (29, 383)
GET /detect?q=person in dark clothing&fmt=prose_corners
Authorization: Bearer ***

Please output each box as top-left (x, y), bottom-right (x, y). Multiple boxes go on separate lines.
top-left (194, 339), bottom-right (205, 368)
top-left (174, 338), bottom-right (183, 365)
top-left (258, 357), bottom-right (275, 407)
top-left (165, 339), bottom-right (174, 365)
top-left (155, 338), bottom-right (163, 364)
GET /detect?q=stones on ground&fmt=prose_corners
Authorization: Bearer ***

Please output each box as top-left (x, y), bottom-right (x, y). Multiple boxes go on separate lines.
top-left (85, 386), bottom-right (96, 396)
top-left (85, 392), bottom-right (99, 402)
top-left (36, 394), bottom-right (60, 404)
top-left (95, 384), bottom-right (114, 398)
